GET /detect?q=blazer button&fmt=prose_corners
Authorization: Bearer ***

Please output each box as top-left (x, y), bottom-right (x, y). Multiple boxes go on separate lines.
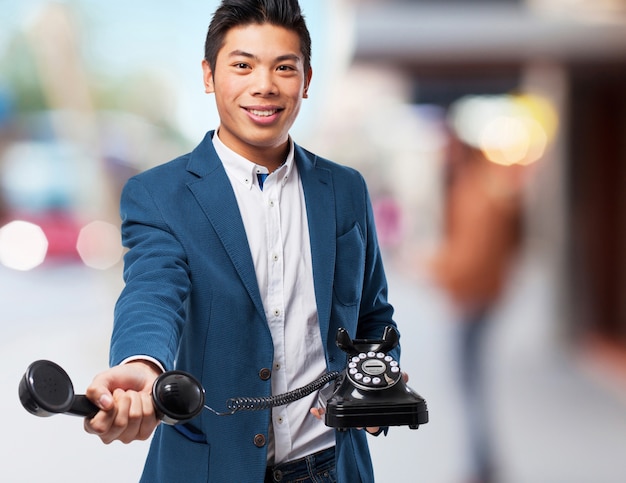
top-left (259, 368), bottom-right (271, 380)
top-left (254, 434), bottom-right (266, 447)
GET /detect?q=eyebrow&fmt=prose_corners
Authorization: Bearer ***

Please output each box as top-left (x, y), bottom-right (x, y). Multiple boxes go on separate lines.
top-left (227, 50), bottom-right (302, 64)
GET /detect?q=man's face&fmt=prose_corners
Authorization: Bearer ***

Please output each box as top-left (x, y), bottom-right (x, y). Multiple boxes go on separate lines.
top-left (202, 23), bottom-right (312, 161)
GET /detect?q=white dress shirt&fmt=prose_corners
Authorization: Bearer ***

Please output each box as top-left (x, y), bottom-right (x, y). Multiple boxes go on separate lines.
top-left (212, 131), bottom-right (335, 464)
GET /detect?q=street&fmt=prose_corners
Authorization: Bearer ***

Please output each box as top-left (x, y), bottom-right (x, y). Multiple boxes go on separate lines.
top-left (2, 253), bottom-right (625, 482)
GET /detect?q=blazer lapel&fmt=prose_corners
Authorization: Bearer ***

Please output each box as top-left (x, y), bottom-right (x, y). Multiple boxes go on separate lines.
top-left (182, 135), bottom-right (337, 336)
top-left (296, 146), bottom-right (336, 350)
top-left (185, 132), bottom-right (265, 320)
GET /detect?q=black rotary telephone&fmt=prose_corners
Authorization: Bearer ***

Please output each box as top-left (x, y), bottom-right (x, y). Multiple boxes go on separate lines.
top-left (324, 326), bottom-right (428, 430)
top-left (20, 326), bottom-right (428, 430)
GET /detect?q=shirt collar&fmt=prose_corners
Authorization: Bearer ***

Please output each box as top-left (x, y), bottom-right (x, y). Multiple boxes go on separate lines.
top-left (212, 129), bottom-right (295, 190)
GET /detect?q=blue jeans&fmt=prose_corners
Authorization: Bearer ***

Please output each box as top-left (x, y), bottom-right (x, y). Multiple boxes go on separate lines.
top-left (265, 447), bottom-right (336, 483)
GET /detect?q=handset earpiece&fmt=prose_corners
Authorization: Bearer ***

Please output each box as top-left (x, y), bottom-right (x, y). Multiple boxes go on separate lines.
top-left (19, 360), bottom-right (98, 418)
top-left (19, 360), bottom-right (206, 425)
top-left (152, 370), bottom-right (205, 425)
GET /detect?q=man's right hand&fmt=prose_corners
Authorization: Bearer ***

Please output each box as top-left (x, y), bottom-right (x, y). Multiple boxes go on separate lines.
top-left (84, 360), bottom-right (161, 444)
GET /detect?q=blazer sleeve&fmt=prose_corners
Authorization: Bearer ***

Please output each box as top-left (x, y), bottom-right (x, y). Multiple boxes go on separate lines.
top-left (110, 176), bottom-right (191, 370)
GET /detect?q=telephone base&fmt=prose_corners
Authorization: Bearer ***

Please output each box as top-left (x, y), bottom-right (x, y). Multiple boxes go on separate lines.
top-left (324, 384), bottom-right (428, 430)
top-left (325, 400), bottom-right (428, 430)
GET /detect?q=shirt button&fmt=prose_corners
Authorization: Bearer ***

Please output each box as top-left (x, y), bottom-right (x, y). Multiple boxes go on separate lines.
top-left (254, 434), bottom-right (266, 447)
top-left (273, 309), bottom-right (280, 317)
top-left (277, 417), bottom-right (283, 424)
top-left (272, 254), bottom-right (279, 262)
top-left (259, 368), bottom-right (271, 380)
top-left (269, 200), bottom-right (275, 207)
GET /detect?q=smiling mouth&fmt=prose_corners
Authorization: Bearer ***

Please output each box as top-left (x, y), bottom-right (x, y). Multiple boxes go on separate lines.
top-left (247, 108), bottom-right (280, 117)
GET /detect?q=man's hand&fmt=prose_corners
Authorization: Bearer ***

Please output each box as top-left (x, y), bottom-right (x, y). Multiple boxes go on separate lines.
top-left (84, 360), bottom-right (161, 444)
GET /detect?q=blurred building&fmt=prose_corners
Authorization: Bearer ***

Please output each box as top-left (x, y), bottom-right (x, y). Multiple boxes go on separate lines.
top-left (0, 2), bottom-right (189, 269)
top-left (345, 0), bottom-right (626, 364)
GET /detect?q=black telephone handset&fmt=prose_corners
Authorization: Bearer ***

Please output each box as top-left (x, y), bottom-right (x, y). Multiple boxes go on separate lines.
top-left (324, 326), bottom-right (429, 430)
top-left (19, 360), bottom-right (205, 425)
top-left (20, 327), bottom-right (428, 431)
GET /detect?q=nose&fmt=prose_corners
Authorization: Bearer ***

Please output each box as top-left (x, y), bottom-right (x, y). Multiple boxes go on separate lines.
top-left (251, 68), bottom-right (278, 96)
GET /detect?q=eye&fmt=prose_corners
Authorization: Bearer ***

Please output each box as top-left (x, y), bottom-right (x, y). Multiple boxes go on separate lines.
top-left (234, 62), bottom-right (250, 69)
top-left (277, 65), bottom-right (297, 73)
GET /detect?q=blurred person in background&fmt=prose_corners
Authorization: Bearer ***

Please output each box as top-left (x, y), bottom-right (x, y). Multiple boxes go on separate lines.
top-left (83, 1), bottom-right (398, 482)
top-left (429, 132), bottom-right (528, 483)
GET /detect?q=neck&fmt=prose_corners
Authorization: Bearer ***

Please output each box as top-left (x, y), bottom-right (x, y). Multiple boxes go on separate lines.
top-left (251, 143), bottom-right (290, 172)
top-left (216, 129), bottom-right (290, 172)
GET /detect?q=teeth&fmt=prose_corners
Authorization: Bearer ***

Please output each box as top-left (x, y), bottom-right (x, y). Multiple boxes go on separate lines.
top-left (249, 109), bottom-right (277, 117)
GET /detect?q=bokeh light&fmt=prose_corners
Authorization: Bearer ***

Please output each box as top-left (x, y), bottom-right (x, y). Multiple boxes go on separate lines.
top-left (0, 220), bottom-right (49, 271)
top-left (450, 93), bottom-right (558, 167)
top-left (480, 114), bottom-right (548, 166)
top-left (76, 220), bottom-right (123, 270)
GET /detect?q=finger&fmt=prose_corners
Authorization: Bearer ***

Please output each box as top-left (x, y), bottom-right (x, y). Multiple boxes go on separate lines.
top-left (106, 389), bottom-right (158, 444)
top-left (99, 388), bottom-right (132, 444)
top-left (310, 407), bottom-right (325, 420)
top-left (136, 391), bottom-right (159, 441)
top-left (117, 390), bottom-right (144, 444)
top-left (85, 383), bottom-right (114, 411)
top-left (84, 398), bottom-right (118, 438)
top-left (89, 388), bottom-right (131, 444)
top-left (84, 410), bottom-right (114, 438)
top-left (85, 369), bottom-right (132, 411)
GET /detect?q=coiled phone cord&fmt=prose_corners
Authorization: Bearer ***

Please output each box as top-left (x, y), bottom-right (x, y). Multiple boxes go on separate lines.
top-left (204, 370), bottom-right (341, 416)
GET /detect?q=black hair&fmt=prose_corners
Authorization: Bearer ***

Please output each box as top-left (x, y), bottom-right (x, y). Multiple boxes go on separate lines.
top-left (204, 0), bottom-right (312, 74)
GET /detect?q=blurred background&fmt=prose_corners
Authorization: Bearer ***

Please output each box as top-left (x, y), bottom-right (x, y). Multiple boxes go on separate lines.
top-left (1, 0), bottom-right (625, 482)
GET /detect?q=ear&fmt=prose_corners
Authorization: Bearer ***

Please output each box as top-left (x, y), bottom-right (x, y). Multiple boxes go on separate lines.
top-left (202, 59), bottom-right (215, 94)
top-left (303, 67), bottom-right (313, 99)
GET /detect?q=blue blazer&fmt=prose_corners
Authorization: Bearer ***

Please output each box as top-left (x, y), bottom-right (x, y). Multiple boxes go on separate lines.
top-left (110, 131), bottom-right (398, 482)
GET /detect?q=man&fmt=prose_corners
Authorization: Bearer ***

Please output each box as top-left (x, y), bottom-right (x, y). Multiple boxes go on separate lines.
top-left (85, 1), bottom-right (398, 481)
top-left (429, 132), bottom-right (525, 483)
